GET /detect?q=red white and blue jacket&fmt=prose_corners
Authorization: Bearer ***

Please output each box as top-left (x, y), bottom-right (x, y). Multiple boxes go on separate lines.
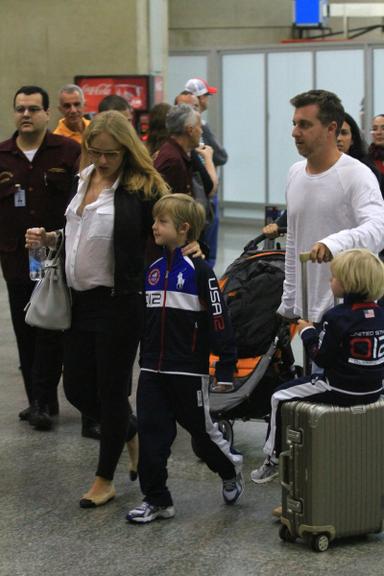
top-left (301, 294), bottom-right (384, 395)
top-left (140, 247), bottom-right (237, 383)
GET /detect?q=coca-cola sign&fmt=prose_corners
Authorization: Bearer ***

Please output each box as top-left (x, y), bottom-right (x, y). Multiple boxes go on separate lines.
top-left (80, 83), bottom-right (112, 97)
top-left (75, 76), bottom-right (150, 113)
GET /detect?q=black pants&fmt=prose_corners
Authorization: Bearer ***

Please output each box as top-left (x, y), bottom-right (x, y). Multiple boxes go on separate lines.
top-left (63, 288), bottom-right (143, 480)
top-left (137, 371), bottom-right (242, 507)
top-left (6, 281), bottom-right (63, 406)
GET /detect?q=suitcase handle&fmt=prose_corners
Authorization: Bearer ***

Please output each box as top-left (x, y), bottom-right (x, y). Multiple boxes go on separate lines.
top-left (279, 449), bottom-right (291, 490)
top-left (299, 251), bottom-right (337, 376)
top-left (299, 252), bottom-right (311, 263)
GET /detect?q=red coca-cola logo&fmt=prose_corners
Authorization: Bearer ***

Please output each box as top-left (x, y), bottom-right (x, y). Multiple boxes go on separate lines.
top-left (81, 83), bottom-right (113, 96)
top-left (76, 77), bottom-right (149, 113)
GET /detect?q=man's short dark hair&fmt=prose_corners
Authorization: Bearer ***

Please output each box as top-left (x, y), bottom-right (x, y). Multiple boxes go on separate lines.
top-left (174, 90), bottom-right (193, 105)
top-left (13, 86), bottom-right (49, 110)
top-left (98, 95), bottom-right (132, 113)
top-left (290, 89), bottom-right (345, 135)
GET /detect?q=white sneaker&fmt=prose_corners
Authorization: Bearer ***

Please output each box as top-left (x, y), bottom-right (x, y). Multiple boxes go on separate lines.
top-left (251, 457), bottom-right (279, 484)
top-left (222, 473), bottom-right (244, 505)
top-left (126, 501), bottom-right (175, 524)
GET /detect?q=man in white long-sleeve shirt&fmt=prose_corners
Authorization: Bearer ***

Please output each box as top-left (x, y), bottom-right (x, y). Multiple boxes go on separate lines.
top-left (278, 90), bottom-right (384, 322)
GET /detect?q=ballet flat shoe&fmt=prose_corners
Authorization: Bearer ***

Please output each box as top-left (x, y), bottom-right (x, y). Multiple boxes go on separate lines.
top-left (79, 486), bottom-right (116, 508)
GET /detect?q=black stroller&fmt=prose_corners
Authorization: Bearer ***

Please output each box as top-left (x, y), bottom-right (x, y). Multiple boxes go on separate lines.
top-left (206, 232), bottom-right (297, 446)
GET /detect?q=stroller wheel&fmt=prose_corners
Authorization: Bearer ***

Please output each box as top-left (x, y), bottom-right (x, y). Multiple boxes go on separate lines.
top-left (217, 419), bottom-right (234, 447)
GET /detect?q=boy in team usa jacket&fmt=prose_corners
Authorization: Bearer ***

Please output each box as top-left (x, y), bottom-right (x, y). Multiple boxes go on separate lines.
top-left (126, 194), bottom-right (243, 524)
top-left (252, 248), bottom-right (384, 484)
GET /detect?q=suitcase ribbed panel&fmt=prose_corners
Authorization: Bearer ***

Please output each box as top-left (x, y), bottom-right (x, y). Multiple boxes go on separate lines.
top-left (282, 398), bottom-right (384, 541)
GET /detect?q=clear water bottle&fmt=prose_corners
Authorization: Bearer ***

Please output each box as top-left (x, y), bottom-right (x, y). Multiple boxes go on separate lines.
top-left (29, 246), bottom-right (46, 281)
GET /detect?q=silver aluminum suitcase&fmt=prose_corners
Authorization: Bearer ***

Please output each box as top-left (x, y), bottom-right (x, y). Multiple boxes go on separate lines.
top-left (279, 398), bottom-right (384, 551)
top-left (279, 252), bottom-right (384, 550)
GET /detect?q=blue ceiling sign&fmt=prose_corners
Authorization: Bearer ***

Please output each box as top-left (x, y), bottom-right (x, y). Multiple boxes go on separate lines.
top-left (294, 0), bottom-right (326, 27)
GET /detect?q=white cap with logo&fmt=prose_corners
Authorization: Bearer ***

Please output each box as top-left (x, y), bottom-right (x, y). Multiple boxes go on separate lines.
top-left (184, 78), bottom-right (217, 97)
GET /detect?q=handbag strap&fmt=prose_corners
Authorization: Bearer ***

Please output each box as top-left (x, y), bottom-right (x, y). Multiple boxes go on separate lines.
top-left (46, 230), bottom-right (64, 265)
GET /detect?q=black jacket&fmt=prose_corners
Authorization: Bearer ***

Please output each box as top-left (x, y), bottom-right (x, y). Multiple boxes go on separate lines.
top-left (113, 185), bottom-right (158, 294)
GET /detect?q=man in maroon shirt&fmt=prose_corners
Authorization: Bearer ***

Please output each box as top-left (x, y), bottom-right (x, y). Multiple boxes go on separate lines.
top-left (154, 103), bottom-right (218, 233)
top-left (0, 85), bottom-right (80, 431)
top-left (154, 104), bottom-right (202, 195)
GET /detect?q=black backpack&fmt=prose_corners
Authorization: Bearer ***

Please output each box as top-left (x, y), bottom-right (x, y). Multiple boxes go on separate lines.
top-left (220, 250), bottom-right (285, 358)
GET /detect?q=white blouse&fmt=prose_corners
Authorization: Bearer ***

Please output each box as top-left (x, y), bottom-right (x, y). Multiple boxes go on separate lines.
top-left (65, 165), bottom-right (120, 291)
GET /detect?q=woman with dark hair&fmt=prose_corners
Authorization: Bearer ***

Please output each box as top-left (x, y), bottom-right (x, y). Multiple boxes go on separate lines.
top-left (338, 112), bottom-right (383, 195)
top-left (337, 112), bottom-right (367, 159)
top-left (368, 114), bottom-right (384, 176)
top-left (146, 102), bottom-right (171, 157)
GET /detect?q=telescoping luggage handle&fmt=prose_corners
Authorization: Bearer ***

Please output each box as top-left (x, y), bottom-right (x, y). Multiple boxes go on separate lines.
top-left (299, 252), bottom-right (338, 375)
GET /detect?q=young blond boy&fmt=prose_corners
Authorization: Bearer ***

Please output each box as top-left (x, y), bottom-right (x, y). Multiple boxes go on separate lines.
top-left (251, 248), bottom-right (384, 484)
top-left (126, 194), bottom-right (242, 524)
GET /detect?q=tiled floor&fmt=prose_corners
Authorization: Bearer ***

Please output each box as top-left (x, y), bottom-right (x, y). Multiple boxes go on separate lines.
top-left (0, 221), bottom-right (382, 576)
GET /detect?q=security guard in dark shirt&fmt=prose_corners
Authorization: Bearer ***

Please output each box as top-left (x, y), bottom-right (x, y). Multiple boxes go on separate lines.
top-left (0, 85), bottom-right (80, 431)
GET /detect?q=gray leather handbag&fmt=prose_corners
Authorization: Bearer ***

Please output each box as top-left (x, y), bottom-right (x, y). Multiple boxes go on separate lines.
top-left (25, 233), bottom-right (71, 330)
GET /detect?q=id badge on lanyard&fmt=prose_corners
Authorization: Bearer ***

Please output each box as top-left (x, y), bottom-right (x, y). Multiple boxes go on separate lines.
top-left (14, 184), bottom-right (26, 207)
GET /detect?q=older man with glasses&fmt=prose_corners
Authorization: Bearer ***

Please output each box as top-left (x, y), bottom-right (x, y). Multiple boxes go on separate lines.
top-left (0, 85), bottom-right (80, 431)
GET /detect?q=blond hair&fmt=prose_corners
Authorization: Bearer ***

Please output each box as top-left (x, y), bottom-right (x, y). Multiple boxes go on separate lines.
top-left (80, 110), bottom-right (169, 199)
top-left (153, 193), bottom-right (206, 242)
top-left (330, 249), bottom-right (384, 301)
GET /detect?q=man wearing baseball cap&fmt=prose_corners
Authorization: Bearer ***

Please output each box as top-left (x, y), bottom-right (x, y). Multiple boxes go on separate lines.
top-left (185, 78), bottom-right (217, 95)
top-left (184, 78), bottom-right (228, 267)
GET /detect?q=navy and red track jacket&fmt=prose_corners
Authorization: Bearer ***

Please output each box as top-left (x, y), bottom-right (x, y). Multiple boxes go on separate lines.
top-left (140, 247), bottom-right (237, 383)
top-left (301, 294), bottom-right (384, 395)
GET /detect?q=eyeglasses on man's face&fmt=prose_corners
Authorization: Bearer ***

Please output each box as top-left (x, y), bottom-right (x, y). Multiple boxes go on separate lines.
top-left (14, 106), bottom-right (45, 114)
top-left (88, 148), bottom-right (124, 160)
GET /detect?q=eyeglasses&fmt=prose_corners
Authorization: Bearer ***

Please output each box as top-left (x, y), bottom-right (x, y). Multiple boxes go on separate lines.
top-left (371, 126), bottom-right (384, 133)
top-left (88, 148), bottom-right (124, 160)
top-left (15, 106), bottom-right (45, 114)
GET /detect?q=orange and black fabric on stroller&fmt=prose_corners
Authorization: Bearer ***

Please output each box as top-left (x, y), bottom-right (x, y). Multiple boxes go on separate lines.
top-left (207, 234), bottom-right (297, 443)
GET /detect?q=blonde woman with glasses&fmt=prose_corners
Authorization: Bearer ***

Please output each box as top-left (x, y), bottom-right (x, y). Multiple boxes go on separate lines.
top-left (26, 111), bottom-right (201, 508)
